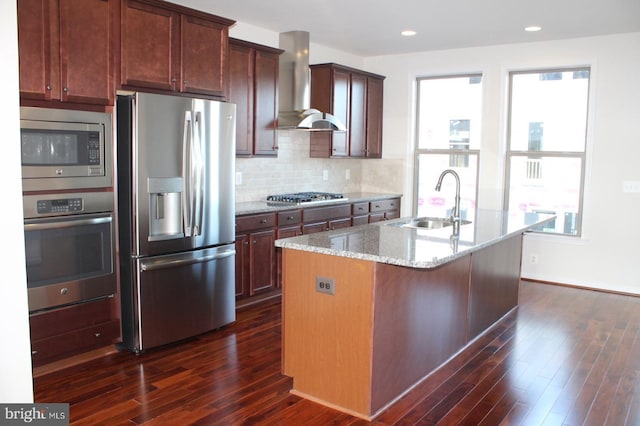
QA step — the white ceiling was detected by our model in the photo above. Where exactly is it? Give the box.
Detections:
[175,0,640,56]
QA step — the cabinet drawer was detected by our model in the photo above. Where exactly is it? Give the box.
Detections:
[303,204,351,223]
[352,202,369,215]
[352,215,369,226]
[370,198,399,212]
[236,213,276,232]
[29,297,113,341]
[278,210,302,226]
[31,319,120,367]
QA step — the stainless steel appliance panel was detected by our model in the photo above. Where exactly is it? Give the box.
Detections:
[129,245,236,351]
[20,107,112,191]
[124,92,236,257]
[117,92,237,352]
[24,209,116,312]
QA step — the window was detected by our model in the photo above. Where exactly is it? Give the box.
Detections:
[415,75,481,219]
[505,68,590,236]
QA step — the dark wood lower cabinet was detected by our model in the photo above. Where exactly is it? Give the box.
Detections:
[236,197,400,304]
[235,213,277,300]
[29,297,120,367]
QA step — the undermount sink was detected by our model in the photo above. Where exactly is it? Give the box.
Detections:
[400,217,472,229]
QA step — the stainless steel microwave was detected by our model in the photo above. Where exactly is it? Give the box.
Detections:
[20,107,113,191]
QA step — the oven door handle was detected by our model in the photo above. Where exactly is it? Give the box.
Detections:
[139,248,235,272]
[24,214,112,230]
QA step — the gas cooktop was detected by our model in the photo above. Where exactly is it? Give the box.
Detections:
[266,192,347,206]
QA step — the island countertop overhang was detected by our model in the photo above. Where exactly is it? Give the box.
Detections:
[275,209,555,269]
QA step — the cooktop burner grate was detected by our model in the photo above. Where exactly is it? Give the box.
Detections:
[266,192,347,205]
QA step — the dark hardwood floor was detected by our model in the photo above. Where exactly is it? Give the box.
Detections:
[34,281,640,425]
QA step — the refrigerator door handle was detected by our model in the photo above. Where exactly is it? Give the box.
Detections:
[182,110,194,237]
[139,248,235,272]
[193,110,204,236]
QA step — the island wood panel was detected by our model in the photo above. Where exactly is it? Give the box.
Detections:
[282,249,376,417]
[468,233,523,339]
[370,255,472,414]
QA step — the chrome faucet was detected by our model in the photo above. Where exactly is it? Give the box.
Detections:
[435,169,461,235]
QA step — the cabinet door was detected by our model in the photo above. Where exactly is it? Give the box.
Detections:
[253,49,279,155]
[331,69,350,157]
[303,222,328,234]
[59,0,114,105]
[228,42,253,156]
[366,76,384,158]
[17,0,56,101]
[250,229,276,295]
[180,14,227,97]
[329,217,352,230]
[276,226,301,289]
[121,0,179,91]
[348,73,367,157]
[234,233,250,298]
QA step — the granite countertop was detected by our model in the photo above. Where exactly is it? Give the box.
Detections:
[275,209,555,269]
[235,192,402,216]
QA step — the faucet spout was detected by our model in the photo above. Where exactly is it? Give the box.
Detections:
[435,169,461,235]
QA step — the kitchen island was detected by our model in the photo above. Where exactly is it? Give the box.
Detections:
[275,210,554,420]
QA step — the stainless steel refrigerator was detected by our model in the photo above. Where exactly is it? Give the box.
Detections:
[116,92,236,352]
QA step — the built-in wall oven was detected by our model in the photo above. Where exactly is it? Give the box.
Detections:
[23,192,116,313]
[20,106,116,313]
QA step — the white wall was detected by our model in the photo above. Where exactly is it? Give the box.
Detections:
[364,33,640,294]
[0,1,34,402]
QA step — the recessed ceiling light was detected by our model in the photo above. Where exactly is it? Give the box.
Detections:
[401,30,417,37]
[525,26,542,32]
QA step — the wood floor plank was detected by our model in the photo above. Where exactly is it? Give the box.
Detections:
[32,282,640,425]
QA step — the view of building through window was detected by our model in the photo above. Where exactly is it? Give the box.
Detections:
[415,75,481,219]
[506,68,590,236]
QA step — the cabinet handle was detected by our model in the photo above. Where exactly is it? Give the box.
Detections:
[184,80,188,84]
[63,87,69,92]
[259,219,267,224]
[60,287,68,295]
[253,240,257,244]
[46,85,52,91]
[31,350,38,356]
[287,216,294,221]
[243,241,249,245]
[94,332,102,338]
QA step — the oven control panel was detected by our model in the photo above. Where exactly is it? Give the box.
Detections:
[36,198,83,214]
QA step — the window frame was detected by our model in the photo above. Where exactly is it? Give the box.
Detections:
[503,67,590,237]
[413,73,482,217]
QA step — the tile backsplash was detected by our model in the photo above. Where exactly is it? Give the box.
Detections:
[234,130,404,202]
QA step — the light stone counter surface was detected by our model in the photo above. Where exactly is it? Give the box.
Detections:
[235,192,402,216]
[275,209,554,268]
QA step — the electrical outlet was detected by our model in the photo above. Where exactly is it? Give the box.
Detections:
[316,276,335,295]
[235,172,242,186]
[323,170,329,181]
[346,169,351,180]
[530,254,538,265]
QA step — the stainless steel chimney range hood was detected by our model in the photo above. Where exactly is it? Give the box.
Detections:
[278,31,346,131]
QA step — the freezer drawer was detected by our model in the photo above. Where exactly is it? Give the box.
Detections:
[123,245,235,352]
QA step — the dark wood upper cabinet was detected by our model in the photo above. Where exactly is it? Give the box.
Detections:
[228,38,283,156]
[120,0,233,98]
[366,76,384,158]
[18,0,116,105]
[309,63,385,159]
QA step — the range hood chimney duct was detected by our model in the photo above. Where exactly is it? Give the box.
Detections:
[278,31,346,131]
